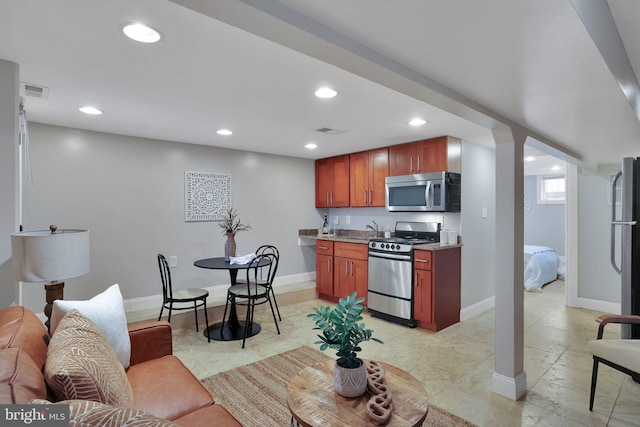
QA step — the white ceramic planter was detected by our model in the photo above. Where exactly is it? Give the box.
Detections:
[333,360,367,397]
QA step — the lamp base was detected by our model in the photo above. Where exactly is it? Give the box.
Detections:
[44,281,64,333]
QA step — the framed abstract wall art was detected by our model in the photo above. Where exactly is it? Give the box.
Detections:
[185,171,231,222]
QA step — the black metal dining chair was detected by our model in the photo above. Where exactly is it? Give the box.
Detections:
[235,245,282,321]
[221,254,280,348]
[157,254,210,342]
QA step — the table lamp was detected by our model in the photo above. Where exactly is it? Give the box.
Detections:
[11,225,90,331]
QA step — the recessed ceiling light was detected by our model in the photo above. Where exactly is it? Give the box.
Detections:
[305,143,317,150]
[524,156,536,162]
[122,23,163,43]
[409,118,427,126]
[79,106,103,115]
[217,129,232,136]
[315,87,337,98]
[551,165,562,171]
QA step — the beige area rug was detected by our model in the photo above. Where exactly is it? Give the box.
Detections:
[201,345,477,427]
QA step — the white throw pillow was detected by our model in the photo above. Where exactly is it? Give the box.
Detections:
[50,284,131,368]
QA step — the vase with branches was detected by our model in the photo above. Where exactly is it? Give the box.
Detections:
[219,208,251,261]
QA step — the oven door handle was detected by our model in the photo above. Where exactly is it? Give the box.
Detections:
[368,252,412,261]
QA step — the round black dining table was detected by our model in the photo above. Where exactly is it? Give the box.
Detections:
[194,256,269,342]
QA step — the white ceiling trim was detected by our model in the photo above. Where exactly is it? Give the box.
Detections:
[572,0,640,121]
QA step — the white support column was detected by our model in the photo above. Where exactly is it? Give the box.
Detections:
[0,59,20,307]
[492,125,527,400]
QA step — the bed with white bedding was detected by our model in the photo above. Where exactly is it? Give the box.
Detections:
[524,245,561,291]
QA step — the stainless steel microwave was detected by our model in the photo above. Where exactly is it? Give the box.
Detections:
[385,172,461,212]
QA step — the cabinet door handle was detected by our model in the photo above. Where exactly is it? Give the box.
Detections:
[410,157,413,173]
[330,193,333,205]
[326,193,329,205]
[415,272,419,287]
[350,261,353,276]
[364,190,367,205]
[416,259,430,264]
[417,155,421,172]
[328,258,331,273]
[369,190,373,205]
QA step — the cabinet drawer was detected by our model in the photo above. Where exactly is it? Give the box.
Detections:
[316,240,334,255]
[334,242,368,261]
[414,250,432,271]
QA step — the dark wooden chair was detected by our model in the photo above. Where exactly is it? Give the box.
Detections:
[157,254,210,342]
[588,314,640,411]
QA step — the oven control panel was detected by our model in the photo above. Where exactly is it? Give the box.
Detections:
[368,241,413,254]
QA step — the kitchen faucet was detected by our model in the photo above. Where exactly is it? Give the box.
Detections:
[364,220,379,237]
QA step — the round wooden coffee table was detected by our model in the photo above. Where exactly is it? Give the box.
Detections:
[286,359,429,427]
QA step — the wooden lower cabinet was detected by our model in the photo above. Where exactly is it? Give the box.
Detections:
[315,241,334,299]
[315,240,368,306]
[335,257,368,304]
[414,248,461,332]
[414,269,433,323]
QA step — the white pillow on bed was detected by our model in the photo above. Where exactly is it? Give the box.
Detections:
[50,284,130,369]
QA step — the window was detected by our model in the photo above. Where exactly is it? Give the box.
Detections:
[537,175,565,204]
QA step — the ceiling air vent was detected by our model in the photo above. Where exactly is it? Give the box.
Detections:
[315,127,345,135]
[21,82,49,99]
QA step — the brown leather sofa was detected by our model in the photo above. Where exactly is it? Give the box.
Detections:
[0,306,241,426]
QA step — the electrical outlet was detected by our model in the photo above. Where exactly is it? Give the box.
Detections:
[169,256,178,268]
[482,207,488,219]
[345,215,351,224]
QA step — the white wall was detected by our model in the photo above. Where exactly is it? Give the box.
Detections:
[21,123,318,312]
[523,176,565,255]
[459,141,496,308]
[0,60,19,308]
[578,166,621,303]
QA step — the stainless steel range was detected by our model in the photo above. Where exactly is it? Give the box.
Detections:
[367,221,440,327]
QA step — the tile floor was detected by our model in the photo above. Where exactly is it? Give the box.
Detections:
[169,281,640,426]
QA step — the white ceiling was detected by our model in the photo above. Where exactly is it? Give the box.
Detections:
[1,0,638,167]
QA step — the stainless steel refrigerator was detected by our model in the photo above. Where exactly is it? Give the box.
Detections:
[610,157,640,339]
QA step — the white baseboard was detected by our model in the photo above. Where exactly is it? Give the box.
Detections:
[460,294,619,322]
[578,297,620,315]
[122,271,316,314]
[460,296,495,321]
[492,370,527,400]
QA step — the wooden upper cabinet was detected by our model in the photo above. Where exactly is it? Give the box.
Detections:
[419,137,448,173]
[317,136,459,207]
[388,136,460,176]
[316,155,350,207]
[349,148,388,207]
[388,142,417,176]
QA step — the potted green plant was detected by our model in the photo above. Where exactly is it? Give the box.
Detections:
[307,292,383,397]
[218,207,251,261]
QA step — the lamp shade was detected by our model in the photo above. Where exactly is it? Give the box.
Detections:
[11,229,90,282]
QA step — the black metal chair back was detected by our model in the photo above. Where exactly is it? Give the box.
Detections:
[243,254,273,296]
[254,245,281,320]
[158,254,173,303]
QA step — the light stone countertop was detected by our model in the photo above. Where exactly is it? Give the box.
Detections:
[298,230,462,250]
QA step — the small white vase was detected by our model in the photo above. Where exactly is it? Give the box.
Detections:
[333,360,367,397]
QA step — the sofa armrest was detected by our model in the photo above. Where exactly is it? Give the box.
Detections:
[128,321,172,366]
